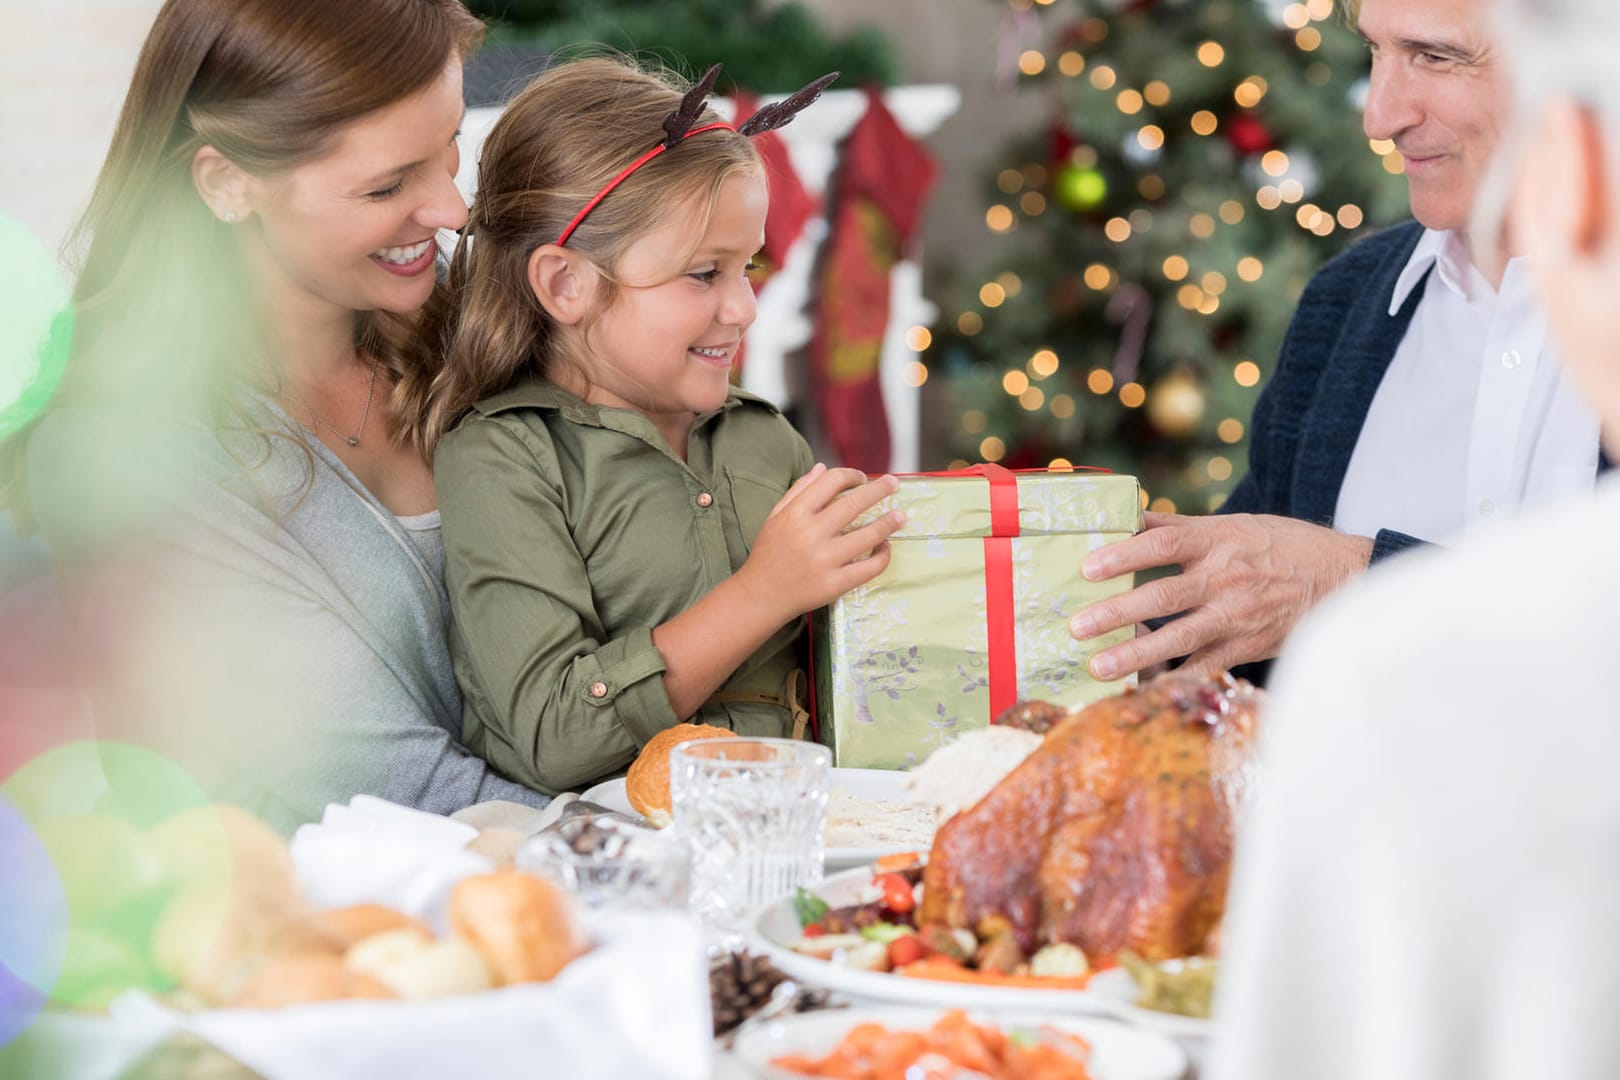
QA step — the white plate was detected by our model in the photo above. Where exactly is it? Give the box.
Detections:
[731,1005,1188,1080]
[579,768,929,873]
[1086,966,1216,1040]
[749,865,1122,1015]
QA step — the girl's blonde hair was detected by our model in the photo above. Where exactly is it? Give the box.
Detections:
[405,57,763,458]
[2,0,483,515]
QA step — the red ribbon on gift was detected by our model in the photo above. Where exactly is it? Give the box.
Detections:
[978,463,1021,718]
[902,464,1110,720]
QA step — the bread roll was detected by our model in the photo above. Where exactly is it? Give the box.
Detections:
[228,951,396,1009]
[449,871,586,985]
[147,803,318,1005]
[147,804,296,895]
[151,875,328,1005]
[315,903,434,951]
[625,723,738,826]
[345,930,494,999]
[342,927,434,980]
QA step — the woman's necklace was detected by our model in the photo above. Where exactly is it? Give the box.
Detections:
[290,356,380,448]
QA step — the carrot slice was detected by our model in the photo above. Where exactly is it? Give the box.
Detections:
[896,955,1094,990]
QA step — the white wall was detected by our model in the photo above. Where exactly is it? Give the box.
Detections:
[0,1,164,259]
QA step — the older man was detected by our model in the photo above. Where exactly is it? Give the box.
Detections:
[1207,0,1620,1072]
[1069,0,1606,681]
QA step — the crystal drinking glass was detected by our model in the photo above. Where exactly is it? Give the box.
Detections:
[518,815,692,913]
[670,738,831,946]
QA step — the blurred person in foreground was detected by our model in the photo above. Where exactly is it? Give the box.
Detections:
[1208,0,1620,1076]
[1070,0,1608,683]
[0,0,550,830]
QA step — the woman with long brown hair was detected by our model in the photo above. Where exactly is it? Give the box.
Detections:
[7,0,549,828]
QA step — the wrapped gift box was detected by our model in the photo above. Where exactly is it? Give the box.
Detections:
[814,465,1141,769]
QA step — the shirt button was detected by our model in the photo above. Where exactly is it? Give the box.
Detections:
[1501,349,1522,369]
[589,681,608,699]
[696,492,714,507]
[1478,499,1495,516]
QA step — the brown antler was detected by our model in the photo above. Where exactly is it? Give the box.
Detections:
[737,72,840,137]
[662,63,724,148]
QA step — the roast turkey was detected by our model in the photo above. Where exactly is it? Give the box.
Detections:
[918,671,1260,962]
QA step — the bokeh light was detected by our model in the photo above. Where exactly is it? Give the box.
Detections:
[2,743,225,1011]
[1029,349,1060,378]
[0,215,74,439]
[0,794,65,1047]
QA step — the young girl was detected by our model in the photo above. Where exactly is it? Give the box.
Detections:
[421,59,904,795]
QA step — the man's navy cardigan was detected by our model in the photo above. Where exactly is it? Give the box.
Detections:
[1215,220,1607,683]
[1221,219,1610,550]
[1220,220,1433,562]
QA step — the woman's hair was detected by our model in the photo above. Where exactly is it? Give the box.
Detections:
[403,57,762,459]
[1,0,482,509]
[1472,0,1620,263]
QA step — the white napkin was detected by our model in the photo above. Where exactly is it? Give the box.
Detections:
[110,912,712,1080]
[289,795,491,926]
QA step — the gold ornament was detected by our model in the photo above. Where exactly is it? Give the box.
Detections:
[1147,370,1206,438]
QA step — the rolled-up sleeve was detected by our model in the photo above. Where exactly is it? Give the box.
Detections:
[437,416,680,795]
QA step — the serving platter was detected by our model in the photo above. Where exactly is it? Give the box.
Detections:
[748,865,1125,1015]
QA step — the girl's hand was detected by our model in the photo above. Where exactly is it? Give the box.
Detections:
[738,465,905,622]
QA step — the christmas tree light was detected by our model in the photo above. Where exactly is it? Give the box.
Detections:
[925,0,1410,504]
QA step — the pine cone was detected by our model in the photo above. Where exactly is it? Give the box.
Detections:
[708,951,828,1036]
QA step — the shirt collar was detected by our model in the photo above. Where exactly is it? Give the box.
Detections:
[472,377,779,425]
[1388,228,1484,315]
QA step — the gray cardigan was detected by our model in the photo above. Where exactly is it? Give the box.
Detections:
[27,397,548,832]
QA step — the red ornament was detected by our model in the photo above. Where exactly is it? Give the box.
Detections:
[1225,113,1273,157]
[1048,122,1078,169]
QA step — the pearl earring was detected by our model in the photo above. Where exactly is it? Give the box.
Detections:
[224,210,236,223]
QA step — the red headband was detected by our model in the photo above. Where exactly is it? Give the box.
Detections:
[553,65,838,249]
[555,122,736,247]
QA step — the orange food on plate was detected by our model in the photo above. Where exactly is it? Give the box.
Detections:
[770,1009,1096,1079]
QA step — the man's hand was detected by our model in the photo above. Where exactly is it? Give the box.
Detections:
[1068,512,1374,680]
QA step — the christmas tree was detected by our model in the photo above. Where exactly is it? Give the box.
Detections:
[923,0,1410,513]
[463,0,897,93]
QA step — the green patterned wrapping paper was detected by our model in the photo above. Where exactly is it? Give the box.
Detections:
[814,471,1142,769]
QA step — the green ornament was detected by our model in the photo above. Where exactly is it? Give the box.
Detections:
[1054,164,1108,211]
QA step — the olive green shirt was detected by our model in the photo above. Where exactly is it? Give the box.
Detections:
[436,380,814,796]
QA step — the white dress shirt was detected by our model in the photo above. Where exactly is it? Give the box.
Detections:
[1334,229,1600,542]
[1207,478,1620,1080]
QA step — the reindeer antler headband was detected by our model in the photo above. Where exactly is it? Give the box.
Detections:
[554,64,839,247]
